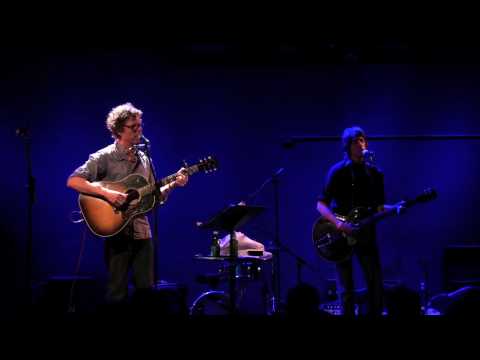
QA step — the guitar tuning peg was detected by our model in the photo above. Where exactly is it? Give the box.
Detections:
[183,160,188,168]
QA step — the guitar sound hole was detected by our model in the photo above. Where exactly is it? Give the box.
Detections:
[118,189,140,210]
[126,189,140,205]
[126,189,139,200]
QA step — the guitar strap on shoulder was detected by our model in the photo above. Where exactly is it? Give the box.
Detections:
[135,147,157,184]
[129,148,144,175]
[131,156,141,174]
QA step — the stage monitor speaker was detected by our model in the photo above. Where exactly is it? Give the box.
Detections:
[36,275,100,314]
[130,281,188,317]
[443,245,480,292]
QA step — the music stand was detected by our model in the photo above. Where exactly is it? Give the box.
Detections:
[198,204,265,314]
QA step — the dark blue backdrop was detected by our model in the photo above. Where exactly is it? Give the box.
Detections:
[2,48,480,315]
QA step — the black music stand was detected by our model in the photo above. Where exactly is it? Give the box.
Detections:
[198,204,265,314]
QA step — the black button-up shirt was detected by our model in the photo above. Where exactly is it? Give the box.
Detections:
[318,159,385,217]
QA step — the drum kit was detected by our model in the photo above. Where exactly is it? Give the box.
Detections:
[190,204,275,315]
[190,253,273,316]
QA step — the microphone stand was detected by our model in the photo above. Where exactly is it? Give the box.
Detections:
[246,168,322,313]
[275,241,318,285]
[246,168,283,313]
[16,127,35,306]
[271,172,281,313]
[418,258,429,314]
[138,140,160,288]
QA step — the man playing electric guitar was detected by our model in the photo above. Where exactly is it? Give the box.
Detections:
[316,126,404,317]
[67,102,188,305]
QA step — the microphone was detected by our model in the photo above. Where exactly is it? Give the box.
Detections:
[133,135,151,153]
[274,167,284,177]
[362,149,375,163]
[16,127,29,137]
[141,134,150,144]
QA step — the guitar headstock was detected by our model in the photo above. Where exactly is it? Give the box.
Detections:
[197,156,218,173]
[416,188,437,203]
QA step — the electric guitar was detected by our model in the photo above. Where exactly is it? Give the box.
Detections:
[312,188,437,263]
[78,156,218,237]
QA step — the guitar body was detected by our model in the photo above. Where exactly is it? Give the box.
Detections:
[312,207,371,263]
[78,174,155,237]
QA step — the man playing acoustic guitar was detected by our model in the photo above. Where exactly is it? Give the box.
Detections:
[67,102,188,306]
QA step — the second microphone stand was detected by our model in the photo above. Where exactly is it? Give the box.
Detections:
[271,173,282,313]
[16,126,35,306]
[246,168,283,313]
[137,141,161,287]
[247,168,320,314]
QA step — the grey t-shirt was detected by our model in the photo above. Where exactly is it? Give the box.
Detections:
[69,141,154,239]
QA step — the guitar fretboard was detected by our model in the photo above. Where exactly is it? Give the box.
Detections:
[137,165,201,197]
[358,207,397,228]
[357,197,419,228]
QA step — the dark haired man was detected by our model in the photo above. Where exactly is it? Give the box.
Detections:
[316,126,403,317]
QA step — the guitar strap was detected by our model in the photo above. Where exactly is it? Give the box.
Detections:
[130,148,142,174]
[131,157,141,173]
[131,149,156,183]
[122,150,144,230]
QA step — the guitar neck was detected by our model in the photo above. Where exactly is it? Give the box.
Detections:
[358,207,397,228]
[357,197,421,228]
[158,165,200,186]
[334,188,436,231]
[137,165,201,197]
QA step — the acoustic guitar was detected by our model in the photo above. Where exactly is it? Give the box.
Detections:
[78,156,218,237]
